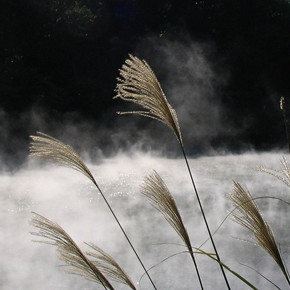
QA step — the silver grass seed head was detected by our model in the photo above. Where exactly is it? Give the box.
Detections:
[141,170,192,252]
[229,181,288,280]
[114,54,183,144]
[257,156,290,188]
[31,212,114,289]
[29,132,96,185]
[280,96,285,110]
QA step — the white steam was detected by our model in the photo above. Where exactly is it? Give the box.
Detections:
[135,37,231,146]
[1,151,289,289]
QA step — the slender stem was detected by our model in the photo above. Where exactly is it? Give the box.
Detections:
[281,253,290,286]
[92,179,157,290]
[189,250,204,290]
[179,142,231,290]
[196,248,257,290]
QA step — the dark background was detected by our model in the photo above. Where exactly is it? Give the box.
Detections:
[2,0,290,169]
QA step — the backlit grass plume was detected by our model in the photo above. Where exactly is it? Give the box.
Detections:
[229,181,290,285]
[30,132,96,185]
[86,243,136,289]
[31,212,114,290]
[29,132,157,289]
[114,54,182,143]
[257,156,290,188]
[141,170,204,289]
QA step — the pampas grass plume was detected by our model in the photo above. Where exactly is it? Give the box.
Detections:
[229,181,289,283]
[31,212,114,289]
[114,54,182,144]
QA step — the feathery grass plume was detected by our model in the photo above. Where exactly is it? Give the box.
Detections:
[115,55,231,289]
[114,54,182,144]
[86,243,136,290]
[30,132,96,185]
[141,170,194,254]
[228,181,290,285]
[31,212,113,290]
[141,170,204,289]
[257,156,290,188]
[29,132,157,290]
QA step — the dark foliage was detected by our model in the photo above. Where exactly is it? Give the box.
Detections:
[1,0,290,168]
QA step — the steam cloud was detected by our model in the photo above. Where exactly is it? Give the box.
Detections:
[1,151,289,289]
[134,37,234,150]
[0,38,234,169]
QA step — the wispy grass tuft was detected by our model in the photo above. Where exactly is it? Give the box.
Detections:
[141,170,192,251]
[31,212,114,290]
[228,181,290,285]
[257,156,290,188]
[141,170,204,289]
[30,132,96,185]
[114,54,182,144]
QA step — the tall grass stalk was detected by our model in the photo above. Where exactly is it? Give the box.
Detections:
[29,132,157,290]
[115,54,231,289]
[179,143,231,289]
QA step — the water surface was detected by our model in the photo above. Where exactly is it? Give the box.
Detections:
[1,152,289,289]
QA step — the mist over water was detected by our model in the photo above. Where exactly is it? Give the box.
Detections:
[0,37,243,172]
[0,38,286,289]
[1,9,288,289]
[1,151,289,289]
[134,37,235,150]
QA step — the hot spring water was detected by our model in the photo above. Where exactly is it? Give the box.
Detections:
[1,152,289,289]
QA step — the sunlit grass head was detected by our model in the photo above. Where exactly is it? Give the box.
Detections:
[141,170,192,251]
[29,132,96,185]
[229,181,289,282]
[257,156,290,188]
[114,54,183,144]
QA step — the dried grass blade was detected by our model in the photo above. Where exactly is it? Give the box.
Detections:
[196,247,258,290]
